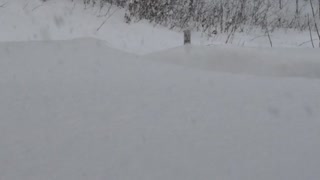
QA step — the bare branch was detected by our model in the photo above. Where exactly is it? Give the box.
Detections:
[32,3,44,12]
[0,2,8,8]
[307,14,315,48]
[96,8,119,32]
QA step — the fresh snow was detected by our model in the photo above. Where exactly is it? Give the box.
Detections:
[0,38,320,180]
[0,0,319,55]
[146,45,320,78]
[1,0,320,180]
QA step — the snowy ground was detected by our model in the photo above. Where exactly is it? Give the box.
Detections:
[1,38,320,180]
[0,0,319,55]
[1,0,320,179]
[146,45,320,78]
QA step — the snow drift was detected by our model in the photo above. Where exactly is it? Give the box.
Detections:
[0,38,320,180]
[146,45,320,79]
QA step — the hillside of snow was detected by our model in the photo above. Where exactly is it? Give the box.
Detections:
[1,38,320,180]
[0,0,319,55]
[1,0,320,179]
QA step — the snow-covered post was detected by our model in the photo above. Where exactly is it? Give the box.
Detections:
[184,29,191,45]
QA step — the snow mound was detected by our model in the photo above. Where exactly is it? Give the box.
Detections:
[146,45,320,79]
[1,39,320,180]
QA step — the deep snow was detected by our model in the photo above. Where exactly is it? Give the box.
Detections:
[0,0,319,55]
[1,0,320,179]
[0,38,320,180]
[146,45,320,78]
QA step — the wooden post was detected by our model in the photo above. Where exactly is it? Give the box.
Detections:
[319,0,320,19]
[184,30,191,45]
[296,0,299,15]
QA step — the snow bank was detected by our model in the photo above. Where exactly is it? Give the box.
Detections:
[146,45,320,79]
[0,0,318,55]
[1,38,320,180]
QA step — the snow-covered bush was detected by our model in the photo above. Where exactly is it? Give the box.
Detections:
[81,0,320,35]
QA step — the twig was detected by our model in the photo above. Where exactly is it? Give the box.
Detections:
[96,8,119,32]
[249,35,267,42]
[225,25,236,44]
[32,3,43,12]
[23,1,29,10]
[298,39,319,46]
[71,2,76,12]
[265,27,273,47]
[0,2,8,8]
[307,14,315,48]
[98,3,112,17]
[310,0,320,47]
[264,13,273,48]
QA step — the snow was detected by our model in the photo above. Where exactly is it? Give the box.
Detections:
[1,38,320,180]
[146,45,320,79]
[0,0,319,55]
[0,0,183,54]
[1,0,320,179]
